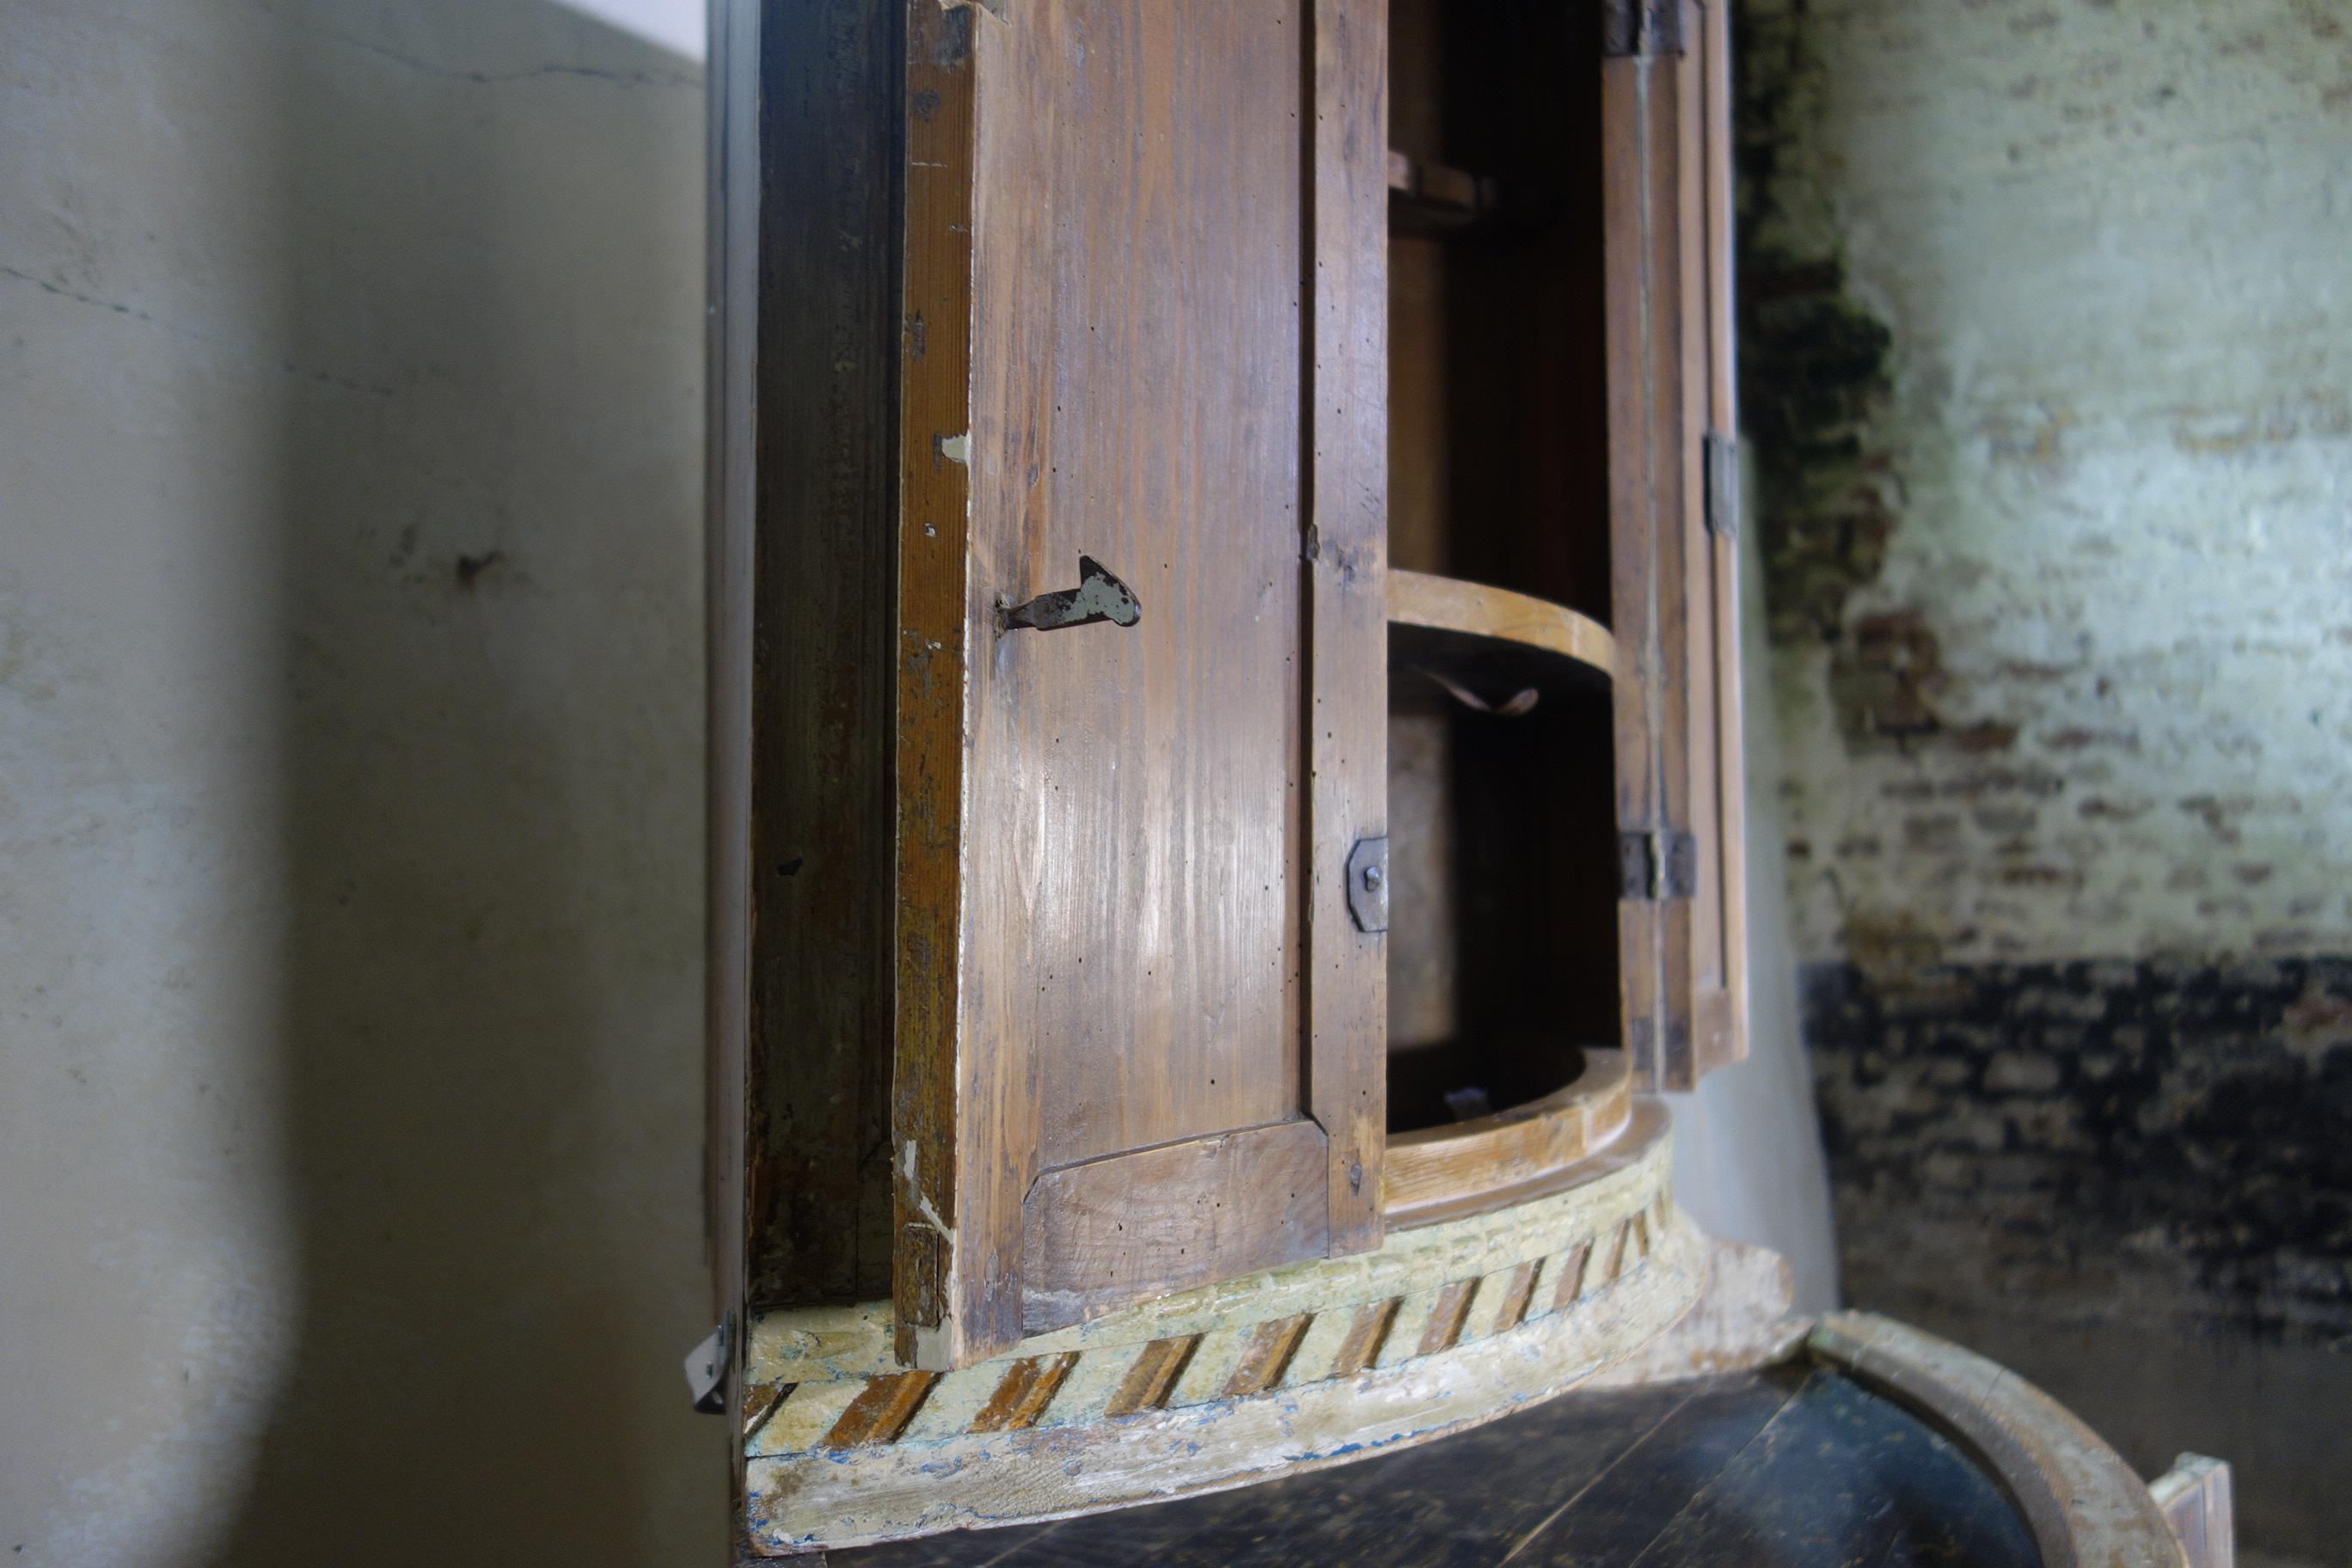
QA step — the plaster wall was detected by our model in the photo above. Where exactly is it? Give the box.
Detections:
[1,1,718,1561]
[1742,0,2352,1554]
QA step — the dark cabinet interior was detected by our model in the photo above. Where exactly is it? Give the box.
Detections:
[1382,0,1622,1139]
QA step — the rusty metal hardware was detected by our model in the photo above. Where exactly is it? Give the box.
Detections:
[1619,829,1697,901]
[1601,0,1686,57]
[1002,554,1142,633]
[1704,431,1741,538]
[1346,836,1390,934]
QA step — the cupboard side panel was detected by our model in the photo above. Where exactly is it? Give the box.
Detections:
[1673,8,1729,1074]
[1697,0,1749,1074]
[709,0,756,1519]
[1308,0,1390,1256]
[894,0,997,1369]
[741,0,901,1308]
[1602,47,1669,1089]
[1645,49,1703,1092]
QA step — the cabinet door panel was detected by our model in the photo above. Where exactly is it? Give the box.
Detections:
[1603,0,1746,1091]
[895,0,1387,1369]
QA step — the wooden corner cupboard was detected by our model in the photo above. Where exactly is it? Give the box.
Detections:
[703,2,2222,1562]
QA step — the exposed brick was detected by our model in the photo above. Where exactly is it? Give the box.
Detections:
[1984,1052,2061,1093]
[1805,957,2352,1347]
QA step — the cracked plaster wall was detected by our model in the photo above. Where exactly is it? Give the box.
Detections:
[1740,0,2352,1553]
[1,2,715,1562]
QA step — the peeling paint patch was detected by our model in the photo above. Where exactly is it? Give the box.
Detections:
[898,1137,956,1245]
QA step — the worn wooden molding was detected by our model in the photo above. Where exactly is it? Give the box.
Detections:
[1807,1314,2192,1568]
[1386,569,1618,680]
[1385,1048,1632,1226]
[2149,1454,2233,1568]
[741,1105,1693,1554]
[1582,1234,1805,1387]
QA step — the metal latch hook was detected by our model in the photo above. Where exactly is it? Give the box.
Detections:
[1002,555,1142,633]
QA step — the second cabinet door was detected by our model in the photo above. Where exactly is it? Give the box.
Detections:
[892,0,1390,1369]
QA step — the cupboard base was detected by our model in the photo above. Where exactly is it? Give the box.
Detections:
[742,1103,1696,1555]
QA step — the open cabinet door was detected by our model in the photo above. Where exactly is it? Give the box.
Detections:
[713,0,1391,1381]
[1602,0,1747,1092]
[895,0,1390,1369]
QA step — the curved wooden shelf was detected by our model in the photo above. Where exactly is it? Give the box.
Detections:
[1384,1048,1633,1228]
[1387,570,1615,679]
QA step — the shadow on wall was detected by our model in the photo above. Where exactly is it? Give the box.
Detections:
[213,3,717,1562]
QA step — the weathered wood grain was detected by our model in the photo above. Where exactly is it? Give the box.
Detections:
[970,1353,1081,1435]
[1384,1049,1632,1224]
[878,0,1396,1369]
[1694,0,1748,1077]
[1020,1122,1332,1335]
[891,0,989,1369]
[747,1102,1675,1390]
[1808,1313,2191,1568]
[1223,1314,1315,1399]
[2149,1455,2233,1568]
[1307,0,1393,1259]
[721,0,903,1318]
[707,0,760,1516]
[823,1371,941,1449]
[1328,1298,1403,1379]
[1387,571,1617,677]
[1604,9,1746,1093]
[1596,0,1749,1092]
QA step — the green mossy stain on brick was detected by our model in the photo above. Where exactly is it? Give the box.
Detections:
[1733,1,1899,649]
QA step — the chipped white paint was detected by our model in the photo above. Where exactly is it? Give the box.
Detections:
[740,1108,1693,1552]
[897,1136,957,1243]
[938,432,972,465]
[750,1104,1679,1387]
[746,1217,1706,1553]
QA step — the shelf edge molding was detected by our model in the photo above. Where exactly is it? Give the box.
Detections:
[1387,569,1616,678]
[1384,1049,1633,1228]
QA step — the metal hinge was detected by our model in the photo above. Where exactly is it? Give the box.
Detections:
[684,1313,732,1414]
[1601,0,1687,58]
[1704,432,1741,539]
[1619,829,1697,901]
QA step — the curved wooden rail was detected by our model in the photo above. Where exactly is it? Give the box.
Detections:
[1808,1314,2191,1568]
[1387,570,1615,679]
[1385,1048,1634,1228]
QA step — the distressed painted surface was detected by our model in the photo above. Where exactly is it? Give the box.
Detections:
[741,1116,1694,1553]
[1743,1,2352,1555]
[0,2,715,1563]
[1747,0,2352,966]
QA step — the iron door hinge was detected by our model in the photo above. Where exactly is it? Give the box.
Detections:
[1602,0,1687,58]
[1619,829,1697,901]
[1704,432,1741,539]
